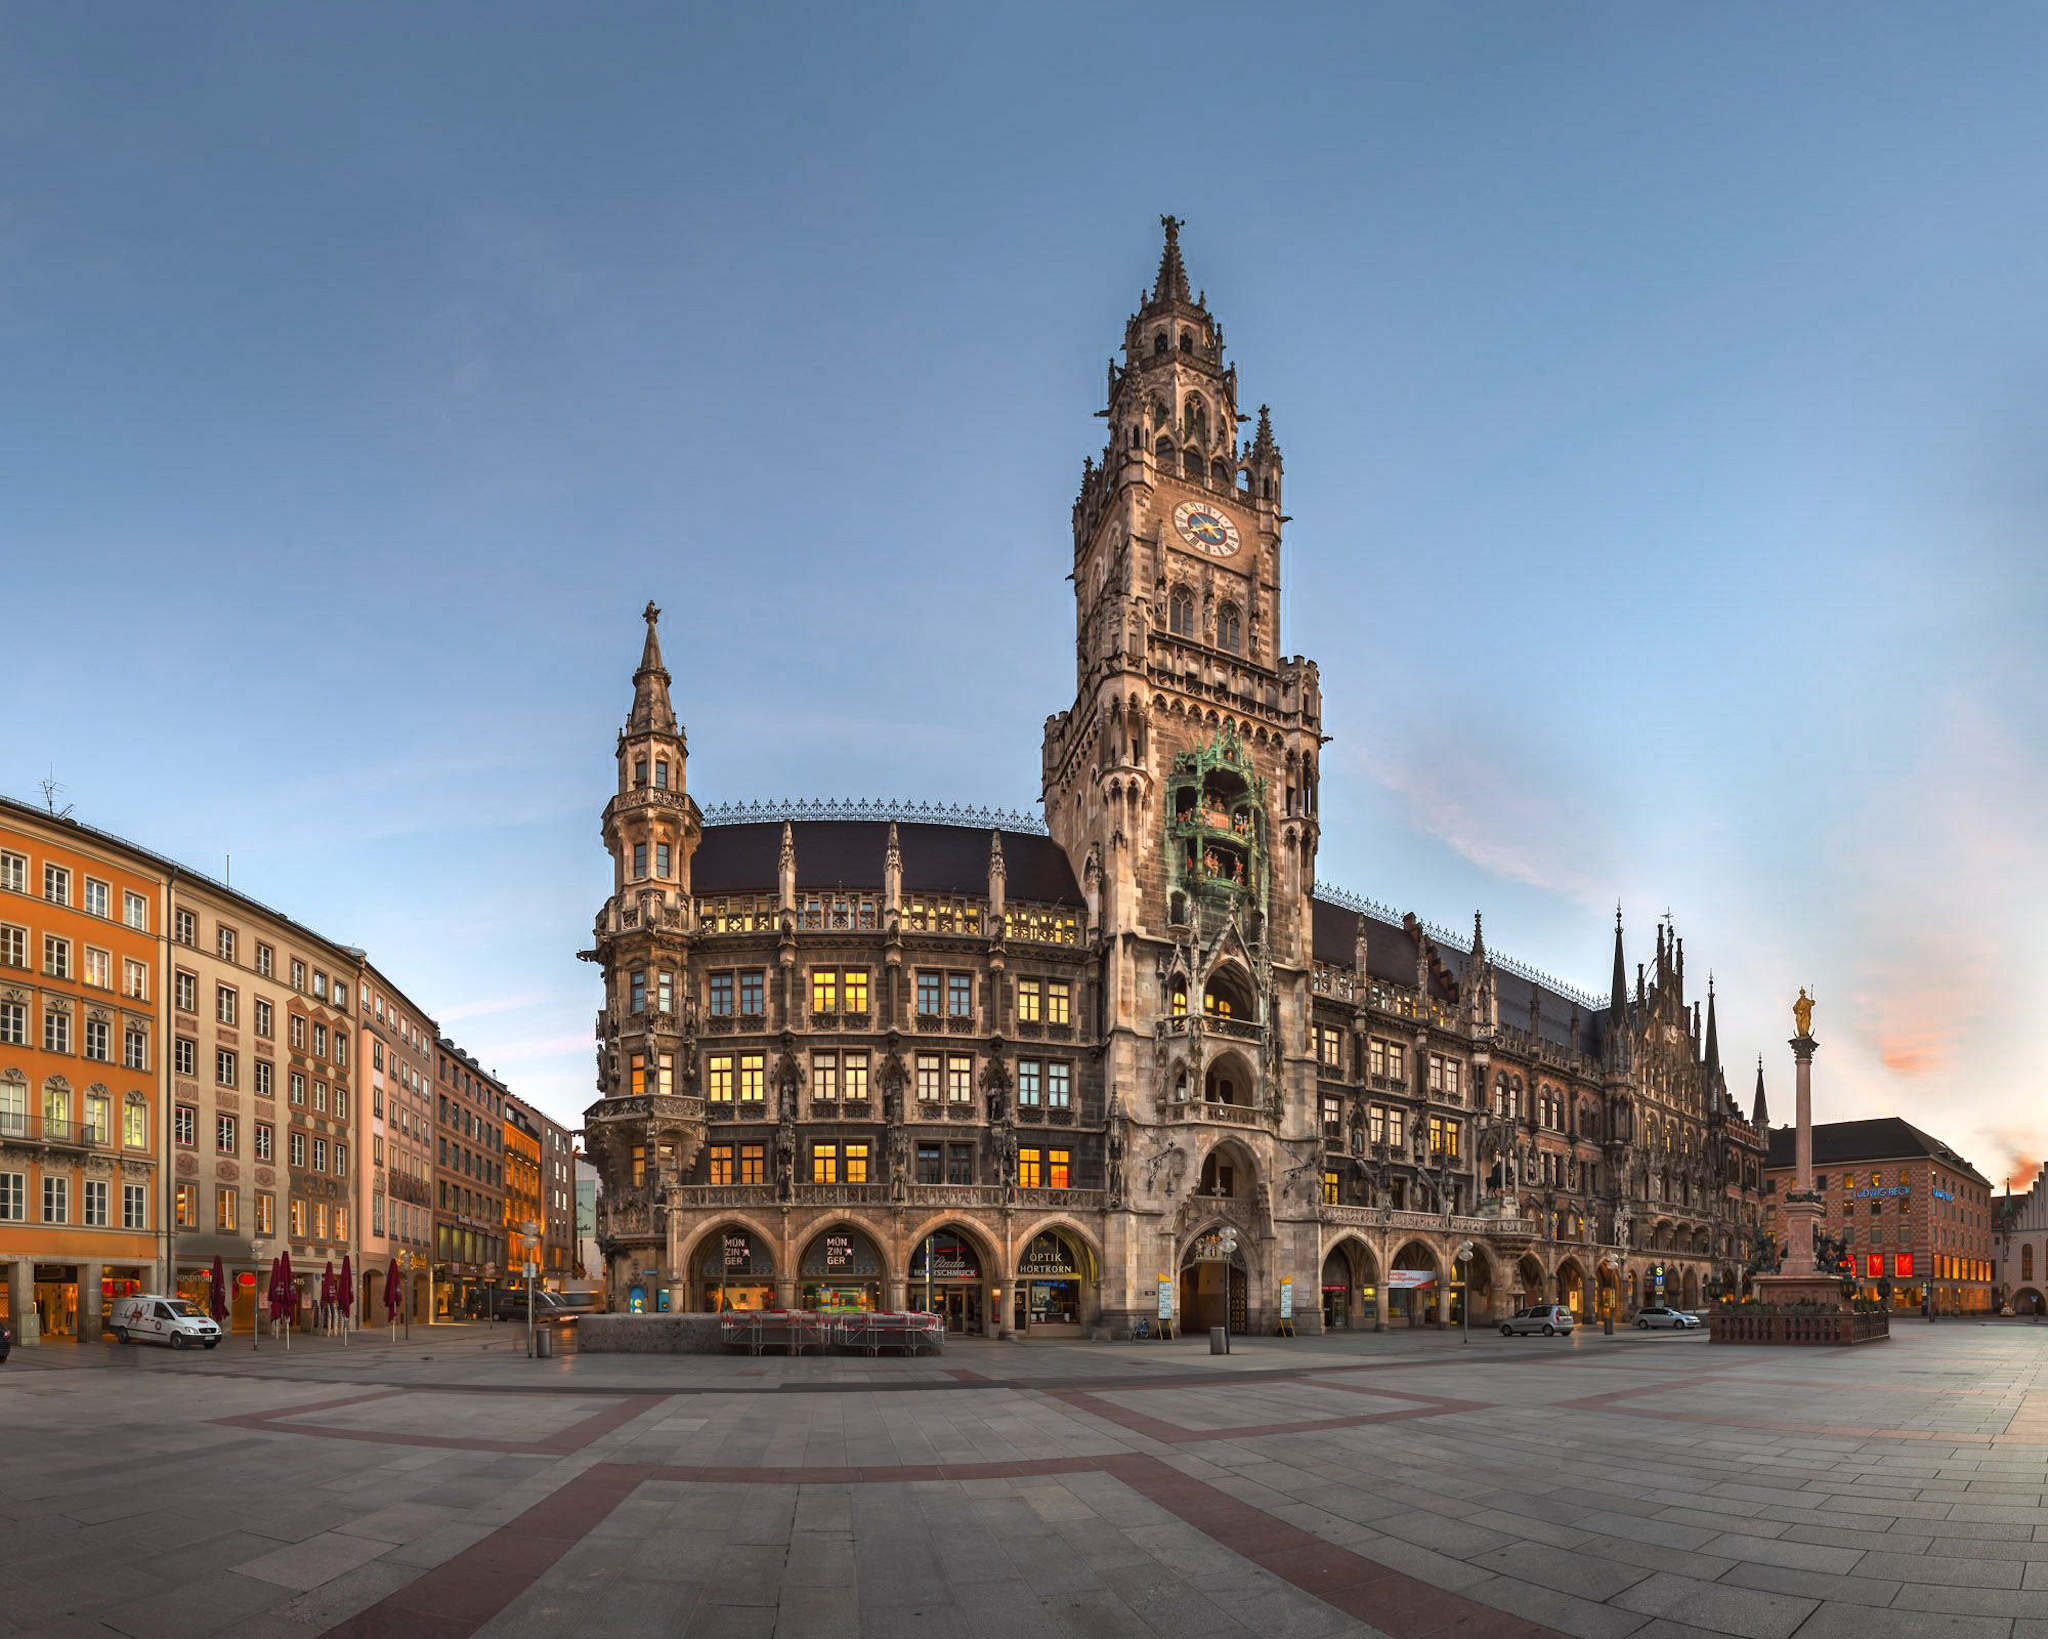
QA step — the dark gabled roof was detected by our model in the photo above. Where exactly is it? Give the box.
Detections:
[1765,1118,1989,1185]
[1308,895,1603,1057]
[692,820,1081,907]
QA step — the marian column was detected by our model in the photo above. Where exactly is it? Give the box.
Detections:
[1780,988,1820,1276]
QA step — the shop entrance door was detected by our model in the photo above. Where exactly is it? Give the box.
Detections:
[34,1265,78,1338]
[938,1288,981,1334]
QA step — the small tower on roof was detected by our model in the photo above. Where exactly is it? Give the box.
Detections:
[607,601,697,901]
[1751,1056,1769,1129]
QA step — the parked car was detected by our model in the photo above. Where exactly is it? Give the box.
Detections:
[0,1317,12,1363]
[109,1294,222,1350]
[1634,1305,1701,1330]
[1500,1303,1576,1337]
[487,1286,570,1322]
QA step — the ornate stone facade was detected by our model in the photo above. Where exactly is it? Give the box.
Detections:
[582,221,1770,1335]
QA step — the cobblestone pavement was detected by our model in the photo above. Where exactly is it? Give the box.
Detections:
[3,1318,2047,1639]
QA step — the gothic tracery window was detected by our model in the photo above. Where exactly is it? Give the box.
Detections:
[1168,586,1195,637]
[1216,602,1241,653]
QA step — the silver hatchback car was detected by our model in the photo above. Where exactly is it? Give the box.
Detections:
[1500,1303,1575,1336]
[1634,1305,1701,1330]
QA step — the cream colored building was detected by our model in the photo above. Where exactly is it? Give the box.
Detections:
[167,879,361,1327]
[358,962,437,1322]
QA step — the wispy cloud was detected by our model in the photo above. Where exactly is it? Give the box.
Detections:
[1356,741,1614,911]
[435,991,552,1024]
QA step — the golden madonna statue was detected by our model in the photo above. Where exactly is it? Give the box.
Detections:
[1792,987,1815,1038]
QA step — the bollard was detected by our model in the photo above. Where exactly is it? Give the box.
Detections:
[535,1328,555,1359]
[1209,1326,1229,1355]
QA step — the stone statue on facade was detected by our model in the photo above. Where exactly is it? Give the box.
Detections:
[774,1112,796,1201]
[887,1124,909,1202]
[1106,1122,1126,1207]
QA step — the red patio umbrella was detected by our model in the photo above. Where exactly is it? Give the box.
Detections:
[383,1257,402,1321]
[275,1248,295,1325]
[208,1255,229,1327]
[320,1260,336,1313]
[338,1255,355,1322]
[264,1254,283,1319]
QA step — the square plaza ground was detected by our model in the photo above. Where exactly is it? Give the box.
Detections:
[3,1319,2047,1639]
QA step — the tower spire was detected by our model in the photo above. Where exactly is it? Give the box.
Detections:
[1703,975,1721,1077]
[1751,1055,1769,1128]
[627,600,677,737]
[1152,214,1191,306]
[1604,906,1630,1072]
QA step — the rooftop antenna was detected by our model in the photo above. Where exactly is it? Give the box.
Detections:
[39,770,73,821]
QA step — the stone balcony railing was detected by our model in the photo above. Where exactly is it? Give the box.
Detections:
[1169,1100,1264,1127]
[1317,1204,1537,1238]
[653,1182,1109,1214]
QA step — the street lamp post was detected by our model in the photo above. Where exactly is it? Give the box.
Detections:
[1601,1255,1617,1336]
[523,1220,540,1358]
[1455,1241,1473,1345]
[250,1236,267,1350]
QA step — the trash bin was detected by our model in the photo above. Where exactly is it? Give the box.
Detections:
[534,1328,555,1359]
[1209,1326,1229,1355]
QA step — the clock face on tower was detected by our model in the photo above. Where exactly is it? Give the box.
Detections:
[1172,499,1242,559]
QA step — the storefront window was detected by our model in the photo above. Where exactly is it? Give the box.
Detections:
[1018,1230,1086,1330]
[799,1227,884,1312]
[698,1227,774,1312]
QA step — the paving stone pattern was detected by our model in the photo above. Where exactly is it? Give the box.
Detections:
[1,1319,2046,1638]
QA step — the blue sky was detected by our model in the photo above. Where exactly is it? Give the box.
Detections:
[5,5,2044,1180]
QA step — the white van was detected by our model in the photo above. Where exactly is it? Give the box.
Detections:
[110,1294,223,1350]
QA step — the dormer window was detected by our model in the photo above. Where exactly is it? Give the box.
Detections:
[1153,331,1167,355]
[654,760,669,789]
[1180,332,1194,354]
[633,757,647,788]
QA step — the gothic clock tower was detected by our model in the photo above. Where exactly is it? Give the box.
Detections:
[1042,218,1327,1329]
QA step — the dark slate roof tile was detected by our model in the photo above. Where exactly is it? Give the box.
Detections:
[692,821,1081,906]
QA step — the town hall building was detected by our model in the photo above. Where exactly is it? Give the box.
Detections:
[581,220,1771,1335]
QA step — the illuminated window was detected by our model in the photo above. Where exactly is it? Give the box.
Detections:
[812,970,838,1013]
[218,1188,238,1232]
[843,1052,868,1102]
[845,1142,870,1185]
[1047,1148,1070,1190]
[1428,1115,1460,1158]
[915,1054,941,1101]
[1170,981,1187,1018]
[708,1144,734,1185]
[843,970,868,1013]
[813,1051,839,1101]
[1323,1170,1341,1204]
[737,1053,765,1102]
[1018,979,1041,1022]
[1018,1147,1043,1189]
[945,1055,973,1104]
[629,1053,646,1097]
[1046,981,1070,1024]
[811,1143,839,1184]
[255,1191,274,1235]
[739,1144,764,1186]
[1317,1026,1342,1069]
[706,1055,734,1101]
[175,1183,197,1227]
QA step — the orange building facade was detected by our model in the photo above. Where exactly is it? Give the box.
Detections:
[1765,1117,1995,1315]
[1,804,165,1341]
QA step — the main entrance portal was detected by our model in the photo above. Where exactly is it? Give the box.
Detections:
[1180,1228,1248,1332]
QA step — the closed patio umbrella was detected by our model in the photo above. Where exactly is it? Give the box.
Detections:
[339,1255,355,1321]
[208,1255,229,1328]
[275,1249,295,1330]
[384,1257,403,1333]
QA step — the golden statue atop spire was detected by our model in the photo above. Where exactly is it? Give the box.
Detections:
[1792,986,1814,1039]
